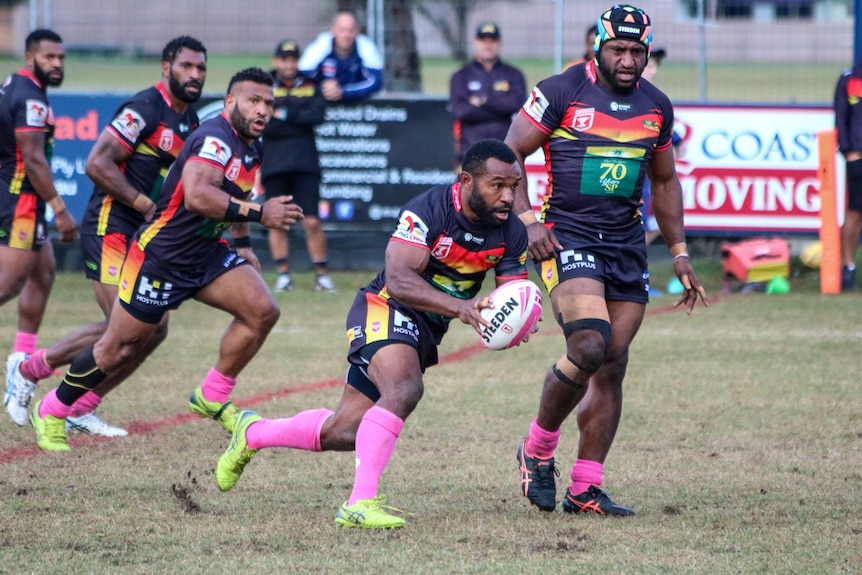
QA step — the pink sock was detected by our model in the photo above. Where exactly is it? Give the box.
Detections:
[246,408,333,451]
[68,391,103,418]
[20,349,55,383]
[13,332,38,355]
[200,368,236,404]
[39,388,73,419]
[525,419,560,459]
[347,406,404,505]
[569,459,604,495]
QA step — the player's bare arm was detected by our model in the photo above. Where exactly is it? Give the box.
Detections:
[85,130,152,216]
[648,146,709,313]
[504,114,562,260]
[16,129,77,241]
[384,240,492,332]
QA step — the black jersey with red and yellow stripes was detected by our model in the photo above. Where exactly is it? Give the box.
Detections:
[81,82,199,238]
[364,182,529,334]
[0,69,55,199]
[131,112,261,265]
[521,59,674,234]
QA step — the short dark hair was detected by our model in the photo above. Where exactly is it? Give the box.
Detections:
[25,29,62,52]
[462,139,517,175]
[227,67,273,94]
[162,36,207,64]
[586,24,598,38]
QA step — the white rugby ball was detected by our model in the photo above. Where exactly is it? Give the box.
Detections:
[479,279,543,350]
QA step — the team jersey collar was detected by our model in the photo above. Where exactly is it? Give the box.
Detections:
[154,81,174,108]
[17,68,43,90]
[451,182,463,212]
[585,59,598,84]
[219,110,241,138]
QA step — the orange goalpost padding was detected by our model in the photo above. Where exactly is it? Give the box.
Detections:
[817,129,841,294]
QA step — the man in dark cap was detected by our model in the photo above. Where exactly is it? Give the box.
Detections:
[261,40,333,293]
[449,21,526,171]
[506,5,708,516]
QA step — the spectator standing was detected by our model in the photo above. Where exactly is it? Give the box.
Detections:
[261,40,333,292]
[1,29,77,420]
[834,61,862,290]
[449,22,527,171]
[299,11,383,103]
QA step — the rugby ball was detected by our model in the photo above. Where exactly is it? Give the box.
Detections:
[800,241,821,269]
[479,279,543,350]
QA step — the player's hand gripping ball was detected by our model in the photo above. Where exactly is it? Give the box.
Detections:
[479,279,543,350]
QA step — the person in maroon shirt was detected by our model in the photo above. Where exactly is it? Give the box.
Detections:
[506,4,708,517]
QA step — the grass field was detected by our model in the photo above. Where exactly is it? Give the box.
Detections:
[0,53,844,104]
[1,260,860,574]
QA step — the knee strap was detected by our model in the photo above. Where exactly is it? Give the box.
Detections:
[562,318,611,350]
[551,357,587,388]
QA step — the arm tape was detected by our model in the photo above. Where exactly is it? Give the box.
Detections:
[233,236,252,249]
[224,197,262,223]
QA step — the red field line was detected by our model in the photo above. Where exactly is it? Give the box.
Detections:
[0,295,718,464]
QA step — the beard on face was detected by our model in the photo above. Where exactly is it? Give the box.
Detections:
[467,185,506,227]
[230,104,258,141]
[169,70,202,104]
[596,50,641,94]
[34,61,63,87]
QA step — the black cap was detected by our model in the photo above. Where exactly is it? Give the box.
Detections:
[274,39,300,58]
[651,48,667,62]
[476,22,501,40]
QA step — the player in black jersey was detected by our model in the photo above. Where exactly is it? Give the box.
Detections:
[1,30,78,426]
[506,5,708,516]
[211,140,534,529]
[30,68,303,452]
[6,37,207,438]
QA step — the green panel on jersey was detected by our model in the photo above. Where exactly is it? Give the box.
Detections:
[580,145,645,198]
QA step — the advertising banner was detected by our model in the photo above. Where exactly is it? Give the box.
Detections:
[524,104,840,234]
[51,95,454,229]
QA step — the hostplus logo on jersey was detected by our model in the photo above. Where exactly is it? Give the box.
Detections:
[464,232,484,244]
[392,310,419,341]
[610,102,631,112]
[136,276,172,306]
[560,250,596,272]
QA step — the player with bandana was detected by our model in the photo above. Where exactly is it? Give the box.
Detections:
[29,68,303,452]
[506,5,708,516]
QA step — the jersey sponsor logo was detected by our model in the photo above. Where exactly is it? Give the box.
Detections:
[468,80,482,91]
[347,326,363,343]
[493,80,510,92]
[560,250,596,272]
[25,99,48,127]
[225,157,241,181]
[431,235,453,259]
[136,276,173,306]
[610,101,631,112]
[393,310,419,341]
[199,136,231,165]
[112,108,146,142]
[159,129,174,152]
[524,88,548,123]
[573,107,596,131]
[178,122,190,133]
[393,210,428,245]
[464,232,484,244]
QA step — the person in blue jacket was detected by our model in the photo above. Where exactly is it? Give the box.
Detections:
[299,11,383,103]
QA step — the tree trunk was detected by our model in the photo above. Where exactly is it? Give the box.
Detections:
[384,0,422,93]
